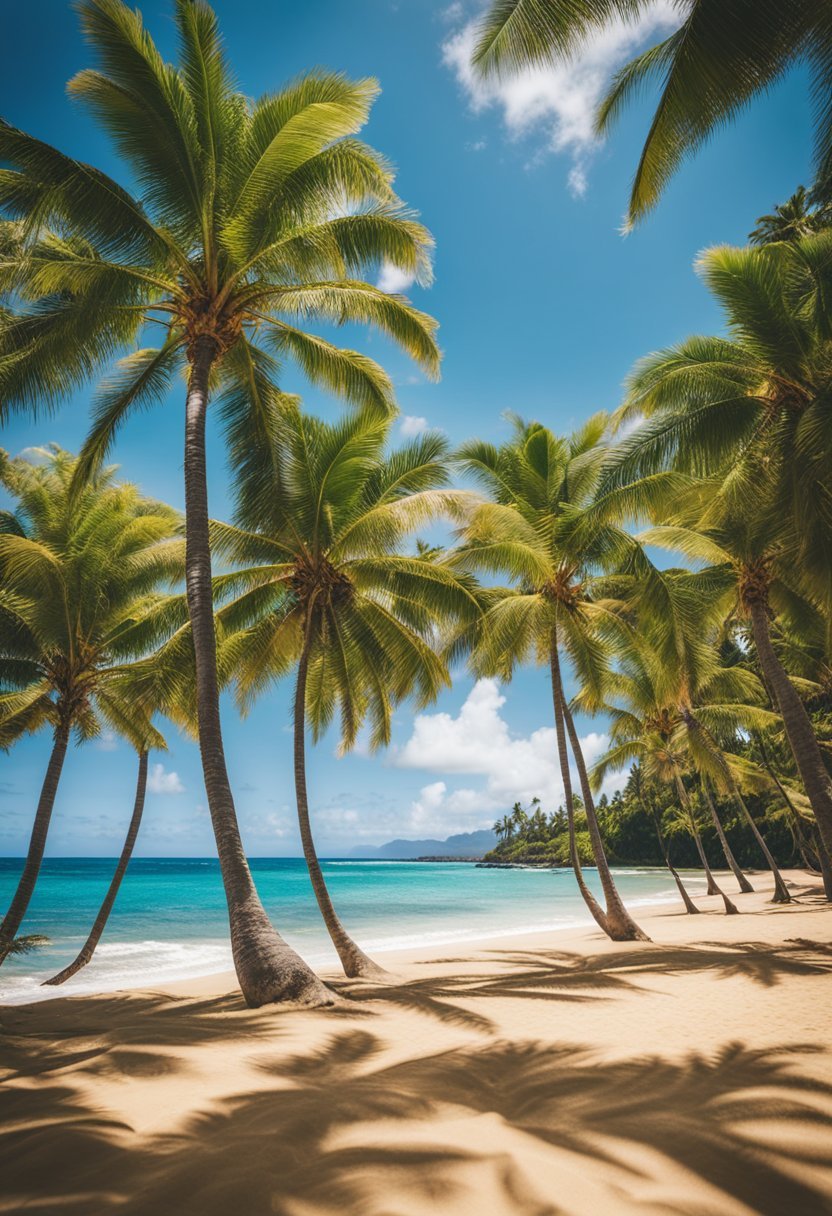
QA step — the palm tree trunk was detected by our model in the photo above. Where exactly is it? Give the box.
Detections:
[43,751,149,986]
[701,778,754,893]
[0,720,70,965]
[674,773,738,915]
[748,598,832,874]
[755,730,832,900]
[294,633,385,980]
[548,652,609,935]
[648,804,700,914]
[550,637,649,941]
[184,336,332,1009]
[729,782,791,904]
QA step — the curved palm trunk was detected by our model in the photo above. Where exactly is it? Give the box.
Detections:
[0,721,69,965]
[549,658,609,934]
[755,730,832,900]
[550,638,648,941]
[184,337,332,1009]
[729,783,791,904]
[701,779,754,894]
[648,804,700,914]
[294,637,385,980]
[749,598,832,877]
[43,751,149,986]
[674,773,738,915]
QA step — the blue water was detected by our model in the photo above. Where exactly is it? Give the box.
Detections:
[0,857,707,1004]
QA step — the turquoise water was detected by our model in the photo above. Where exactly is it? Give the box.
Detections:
[0,858,707,1004]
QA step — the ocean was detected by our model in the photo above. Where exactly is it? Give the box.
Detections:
[0,857,708,1004]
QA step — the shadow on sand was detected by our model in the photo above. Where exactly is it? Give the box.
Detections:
[3,954,832,1215]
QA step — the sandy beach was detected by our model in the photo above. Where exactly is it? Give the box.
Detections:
[2,869,832,1216]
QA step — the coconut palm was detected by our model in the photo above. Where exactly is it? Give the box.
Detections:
[604,235,832,867]
[449,413,675,941]
[584,637,754,912]
[639,495,830,895]
[471,1,832,225]
[0,447,183,964]
[749,186,832,246]
[588,598,790,904]
[0,0,440,1007]
[209,408,481,979]
[625,762,701,914]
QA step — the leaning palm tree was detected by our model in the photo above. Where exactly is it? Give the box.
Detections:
[584,636,756,913]
[0,0,440,1007]
[449,413,670,941]
[0,447,183,964]
[639,492,828,897]
[210,408,481,979]
[605,236,832,867]
[471,1,832,224]
[43,738,157,986]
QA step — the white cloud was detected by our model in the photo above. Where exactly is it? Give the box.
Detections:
[467,137,488,152]
[439,1,464,22]
[377,262,416,294]
[396,679,625,826]
[399,414,429,438]
[96,731,118,753]
[441,4,679,196]
[147,763,185,795]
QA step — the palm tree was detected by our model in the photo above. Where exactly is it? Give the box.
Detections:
[209,408,481,979]
[585,639,753,913]
[588,600,790,904]
[605,235,832,869]
[0,447,183,964]
[640,502,827,897]
[451,413,660,941]
[471,1,832,225]
[749,186,832,246]
[0,0,440,1007]
[625,762,701,915]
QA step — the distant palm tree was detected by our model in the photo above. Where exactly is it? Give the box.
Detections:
[0,447,182,964]
[0,0,439,1007]
[472,1,832,225]
[606,236,832,869]
[209,408,480,979]
[640,490,826,899]
[749,186,832,246]
[448,413,687,941]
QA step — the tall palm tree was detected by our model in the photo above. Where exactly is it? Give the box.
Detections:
[209,408,481,979]
[450,413,668,941]
[0,447,183,964]
[471,1,832,225]
[605,236,832,869]
[0,0,440,1007]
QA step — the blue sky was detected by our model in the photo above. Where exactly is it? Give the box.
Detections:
[0,0,813,856]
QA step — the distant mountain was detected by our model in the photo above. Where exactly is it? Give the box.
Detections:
[349,828,497,859]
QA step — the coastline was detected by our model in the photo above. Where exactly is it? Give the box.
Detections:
[3,870,831,1214]
[0,863,713,1006]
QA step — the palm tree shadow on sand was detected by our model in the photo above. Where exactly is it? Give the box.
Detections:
[338,937,832,1033]
[3,1020,832,1215]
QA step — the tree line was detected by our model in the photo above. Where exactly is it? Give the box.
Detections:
[1,0,831,1007]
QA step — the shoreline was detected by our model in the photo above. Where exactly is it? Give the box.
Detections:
[0,865,717,1006]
